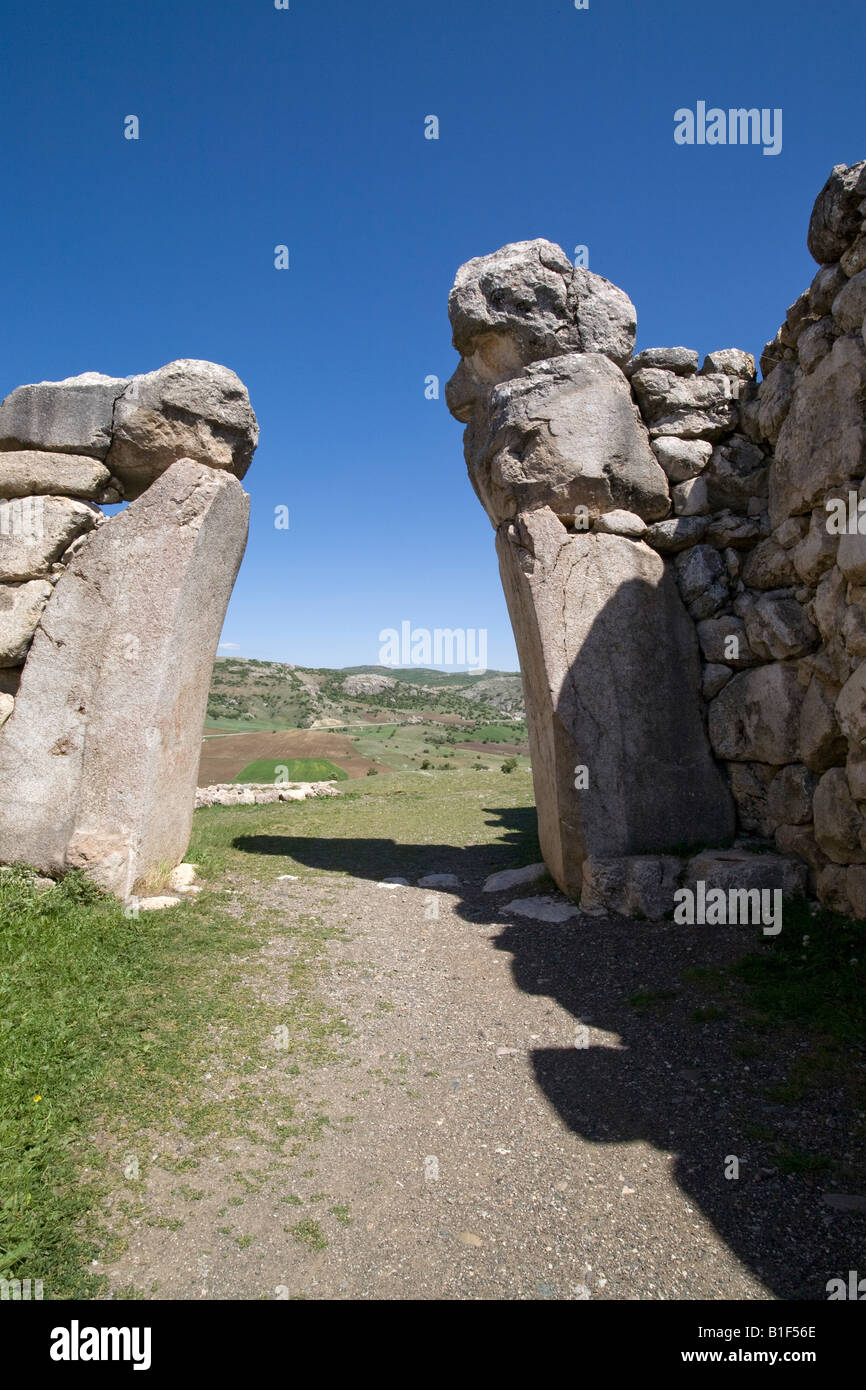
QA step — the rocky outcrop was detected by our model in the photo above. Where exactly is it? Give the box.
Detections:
[448,158,866,919]
[0,360,258,896]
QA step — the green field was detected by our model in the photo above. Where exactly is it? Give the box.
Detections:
[232,758,349,783]
[458,723,527,744]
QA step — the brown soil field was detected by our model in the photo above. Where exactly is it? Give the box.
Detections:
[455,741,531,757]
[197,729,391,785]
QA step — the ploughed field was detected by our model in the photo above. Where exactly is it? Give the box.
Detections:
[198,719,533,787]
[198,729,389,784]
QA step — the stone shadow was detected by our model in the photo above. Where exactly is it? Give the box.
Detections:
[234,811,862,1300]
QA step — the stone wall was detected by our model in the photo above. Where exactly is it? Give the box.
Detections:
[447,159,866,920]
[0,360,258,897]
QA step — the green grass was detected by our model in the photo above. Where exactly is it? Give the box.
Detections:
[0,853,350,1296]
[0,765,537,1299]
[288,1219,327,1251]
[457,723,527,744]
[233,758,349,783]
[732,897,866,1044]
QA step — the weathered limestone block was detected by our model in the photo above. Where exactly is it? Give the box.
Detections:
[832,271,866,334]
[841,235,866,278]
[671,476,709,515]
[807,161,866,265]
[766,764,816,828]
[738,594,818,661]
[0,373,128,457]
[630,367,738,439]
[0,496,98,581]
[448,240,636,385]
[470,352,670,526]
[592,509,646,537]
[0,450,111,499]
[783,292,820,351]
[643,516,708,552]
[703,435,768,512]
[727,762,777,837]
[674,544,729,619]
[701,349,756,380]
[651,436,712,482]
[709,663,805,764]
[580,854,683,920]
[757,362,796,446]
[770,336,866,526]
[684,848,808,898]
[809,264,848,316]
[0,579,53,666]
[813,767,866,863]
[798,318,838,375]
[695,615,758,668]
[705,511,767,549]
[629,347,698,376]
[799,676,848,773]
[107,360,259,499]
[0,693,12,727]
[741,538,797,589]
[0,458,249,895]
[494,510,734,897]
[791,507,839,584]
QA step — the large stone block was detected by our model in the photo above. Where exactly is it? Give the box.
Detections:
[813,767,866,864]
[807,161,866,265]
[580,854,683,920]
[770,336,866,526]
[0,496,98,581]
[495,510,735,897]
[0,579,53,667]
[708,662,805,764]
[631,367,738,440]
[0,373,128,458]
[684,848,808,898]
[447,239,636,382]
[472,352,670,526]
[0,450,111,499]
[107,360,259,499]
[0,458,249,895]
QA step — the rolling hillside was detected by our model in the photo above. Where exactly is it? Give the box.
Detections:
[206,658,525,732]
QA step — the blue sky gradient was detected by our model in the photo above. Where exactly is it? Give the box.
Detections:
[1,0,863,669]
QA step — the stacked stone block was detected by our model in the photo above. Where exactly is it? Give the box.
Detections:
[0,360,258,896]
[448,159,866,918]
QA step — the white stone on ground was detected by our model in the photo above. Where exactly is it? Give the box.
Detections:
[503,895,579,923]
[482,863,547,893]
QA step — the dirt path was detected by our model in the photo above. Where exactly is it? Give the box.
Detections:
[96,834,865,1301]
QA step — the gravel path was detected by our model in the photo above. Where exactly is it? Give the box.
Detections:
[102,854,864,1301]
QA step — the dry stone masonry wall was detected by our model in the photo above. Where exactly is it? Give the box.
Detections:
[448,159,866,921]
[0,360,258,897]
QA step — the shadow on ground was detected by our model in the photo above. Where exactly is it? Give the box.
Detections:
[234,807,864,1301]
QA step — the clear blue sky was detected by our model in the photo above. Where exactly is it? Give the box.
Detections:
[1,0,863,671]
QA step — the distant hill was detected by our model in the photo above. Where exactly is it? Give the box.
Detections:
[206,658,525,731]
